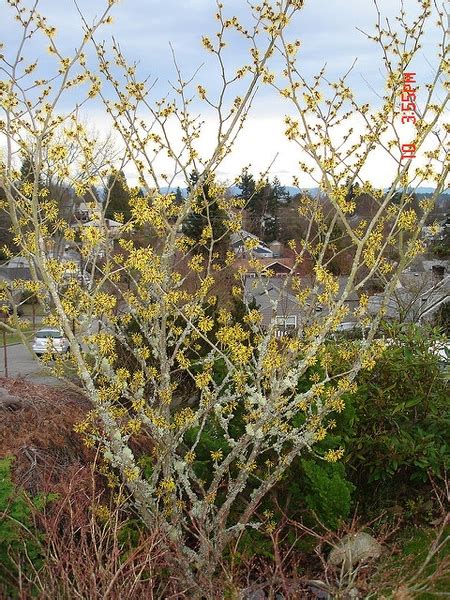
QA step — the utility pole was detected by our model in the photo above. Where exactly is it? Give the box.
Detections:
[1,324,8,377]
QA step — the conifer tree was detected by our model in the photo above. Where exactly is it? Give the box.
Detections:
[104,170,131,220]
[183,170,228,256]
[237,169,283,242]
[19,155,44,191]
[175,187,184,205]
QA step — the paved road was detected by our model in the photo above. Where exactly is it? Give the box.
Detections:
[0,318,109,385]
[0,343,61,385]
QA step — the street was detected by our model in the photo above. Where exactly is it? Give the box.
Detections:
[0,343,61,385]
[0,314,106,386]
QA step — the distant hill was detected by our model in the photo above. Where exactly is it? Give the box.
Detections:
[159,185,448,201]
[159,185,319,198]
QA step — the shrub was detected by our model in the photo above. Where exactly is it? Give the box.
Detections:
[0,457,52,596]
[340,324,449,506]
[282,458,355,530]
[301,459,355,530]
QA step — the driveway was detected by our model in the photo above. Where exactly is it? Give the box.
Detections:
[0,343,62,385]
[0,317,110,385]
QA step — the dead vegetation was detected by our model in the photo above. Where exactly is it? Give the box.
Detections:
[0,377,91,493]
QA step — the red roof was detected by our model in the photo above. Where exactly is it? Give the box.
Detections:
[234,257,302,275]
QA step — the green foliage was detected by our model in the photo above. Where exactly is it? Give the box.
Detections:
[116,518,146,551]
[374,524,450,599]
[19,155,44,190]
[182,170,228,256]
[104,170,131,220]
[232,528,275,563]
[287,459,355,530]
[138,454,154,481]
[174,186,184,204]
[277,323,448,528]
[435,301,450,335]
[0,457,54,596]
[340,324,449,505]
[237,169,287,242]
[184,424,232,483]
[430,225,449,258]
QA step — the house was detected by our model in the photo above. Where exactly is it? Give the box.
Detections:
[73,218,123,240]
[244,275,360,337]
[368,261,449,323]
[422,225,444,243]
[75,201,102,223]
[0,250,87,285]
[244,277,302,335]
[0,272,22,304]
[230,230,273,259]
[235,257,301,278]
[0,256,33,281]
[269,240,283,257]
[83,218,122,231]
[3,256,32,269]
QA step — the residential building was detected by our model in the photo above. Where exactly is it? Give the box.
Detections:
[368,260,449,323]
[230,230,273,259]
[244,275,360,337]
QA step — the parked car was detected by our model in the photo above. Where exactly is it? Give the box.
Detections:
[32,328,69,355]
[429,340,449,370]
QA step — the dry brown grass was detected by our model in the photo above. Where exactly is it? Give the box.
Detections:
[6,465,191,599]
[0,377,92,493]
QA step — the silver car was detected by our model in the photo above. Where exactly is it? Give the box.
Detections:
[32,328,70,355]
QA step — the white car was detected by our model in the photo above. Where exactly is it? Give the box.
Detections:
[429,341,449,366]
[32,328,70,355]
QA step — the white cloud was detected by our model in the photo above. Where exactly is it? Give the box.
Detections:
[0,0,445,187]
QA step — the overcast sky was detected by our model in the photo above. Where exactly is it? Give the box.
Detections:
[0,0,446,187]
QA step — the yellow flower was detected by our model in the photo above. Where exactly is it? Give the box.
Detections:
[189,254,204,273]
[398,208,417,231]
[92,504,110,522]
[198,315,214,333]
[210,449,223,462]
[184,450,196,464]
[124,466,140,482]
[197,85,207,99]
[159,478,176,494]
[243,309,262,325]
[313,427,327,441]
[194,370,212,389]
[324,447,345,463]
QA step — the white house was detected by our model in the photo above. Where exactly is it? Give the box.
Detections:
[75,201,102,223]
[230,230,273,259]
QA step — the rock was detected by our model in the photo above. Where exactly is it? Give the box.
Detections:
[0,387,25,410]
[244,590,266,600]
[307,584,330,599]
[328,532,382,570]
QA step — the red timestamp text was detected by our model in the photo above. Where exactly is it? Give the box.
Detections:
[400,72,416,160]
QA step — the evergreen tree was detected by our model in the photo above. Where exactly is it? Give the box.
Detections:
[237,167,256,203]
[261,176,289,242]
[272,176,290,205]
[20,156,34,185]
[104,170,131,220]
[183,171,228,257]
[237,168,263,237]
[174,187,184,205]
[19,155,44,191]
[82,185,101,205]
[262,213,278,243]
[257,181,275,242]
[237,169,284,242]
[344,179,360,203]
[0,185,15,260]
